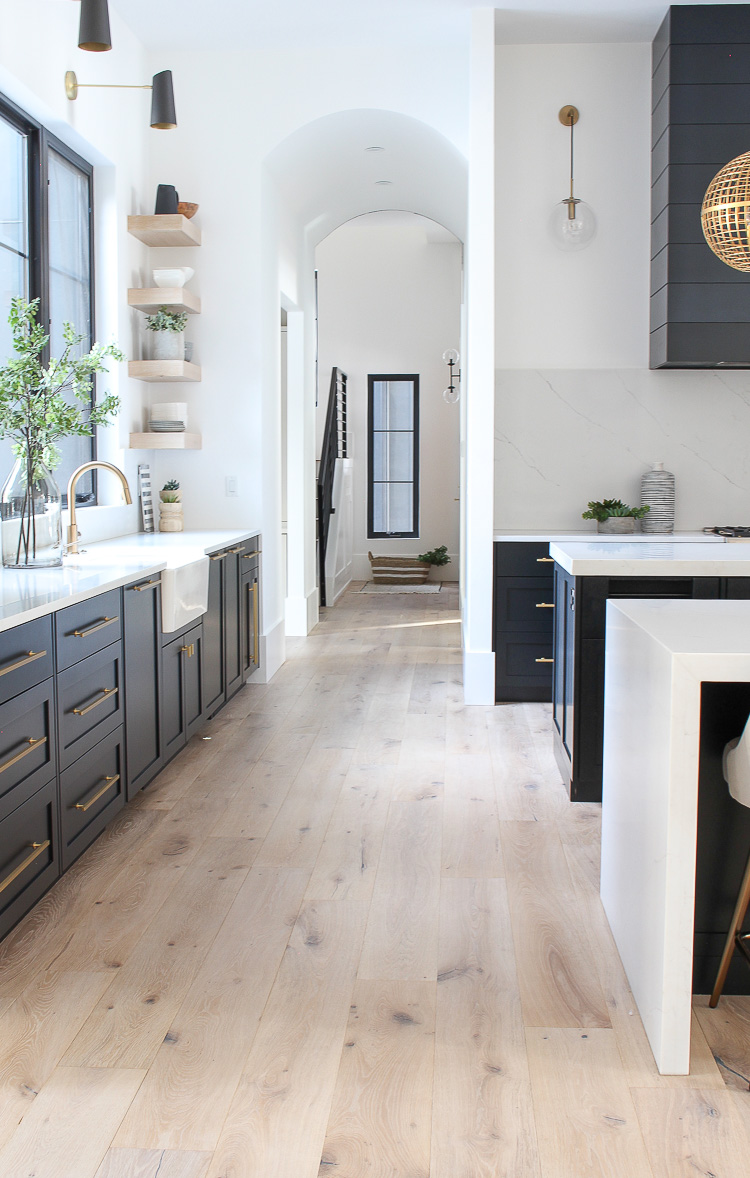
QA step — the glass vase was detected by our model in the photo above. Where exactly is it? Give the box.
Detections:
[1,455,63,568]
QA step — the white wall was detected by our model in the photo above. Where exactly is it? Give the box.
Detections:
[493,40,750,531]
[316,216,462,581]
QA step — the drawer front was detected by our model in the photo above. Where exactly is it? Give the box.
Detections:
[495,577,556,633]
[0,777,59,941]
[0,616,54,706]
[0,679,57,824]
[55,588,122,670]
[496,636,554,690]
[494,542,553,578]
[60,727,125,870]
[58,642,124,769]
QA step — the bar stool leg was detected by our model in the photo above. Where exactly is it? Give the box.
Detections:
[709,849,750,1007]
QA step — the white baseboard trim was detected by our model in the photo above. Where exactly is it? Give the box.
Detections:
[285,589,319,637]
[250,616,285,683]
[462,648,495,705]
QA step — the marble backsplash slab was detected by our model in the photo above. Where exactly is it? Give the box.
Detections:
[495,368,750,531]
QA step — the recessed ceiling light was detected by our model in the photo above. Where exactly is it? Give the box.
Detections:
[375,180,393,186]
[365,146,385,152]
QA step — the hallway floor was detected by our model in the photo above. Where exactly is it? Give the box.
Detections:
[0,583,748,1177]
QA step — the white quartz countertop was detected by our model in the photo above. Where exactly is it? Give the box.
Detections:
[607,597,750,658]
[549,540,750,576]
[0,528,260,633]
[493,530,724,544]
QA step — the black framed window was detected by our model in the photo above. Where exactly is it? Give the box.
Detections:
[367,374,419,538]
[0,93,96,504]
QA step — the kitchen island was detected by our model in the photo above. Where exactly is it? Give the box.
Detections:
[601,598,750,1073]
[549,540,750,801]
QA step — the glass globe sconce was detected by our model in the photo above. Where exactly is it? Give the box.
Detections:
[550,105,596,251]
[442,349,460,404]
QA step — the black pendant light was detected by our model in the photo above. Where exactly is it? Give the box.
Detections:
[150,71,177,130]
[78,0,112,52]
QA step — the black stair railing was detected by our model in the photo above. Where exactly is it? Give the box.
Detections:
[317,367,347,606]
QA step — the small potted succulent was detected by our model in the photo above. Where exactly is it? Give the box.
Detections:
[159,479,183,532]
[145,307,188,361]
[582,498,650,534]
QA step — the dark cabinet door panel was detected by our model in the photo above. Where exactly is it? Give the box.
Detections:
[495,577,556,633]
[57,643,124,769]
[494,542,552,577]
[241,566,260,679]
[55,588,122,670]
[162,635,188,762]
[0,679,56,824]
[224,551,243,700]
[0,778,59,941]
[184,624,205,740]
[0,615,53,707]
[123,577,163,798]
[203,556,225,715]
[59,727,125,870]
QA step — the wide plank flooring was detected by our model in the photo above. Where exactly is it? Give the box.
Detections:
[0,581,748,1177]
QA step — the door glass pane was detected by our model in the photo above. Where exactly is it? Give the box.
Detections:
[387,381,414,430]
[48,149,94,502]
[368,375,418,536]
[372,380,387,430]
[0,115,29,479]
[384,482,413,533]
[372,431,413,482]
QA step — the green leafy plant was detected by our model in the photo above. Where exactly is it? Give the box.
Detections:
[145,307,188,333]
[418,544,451,566]
[160,479,181,503]
[582,499,650,522]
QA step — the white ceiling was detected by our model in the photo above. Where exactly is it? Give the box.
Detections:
[111,0,750,52]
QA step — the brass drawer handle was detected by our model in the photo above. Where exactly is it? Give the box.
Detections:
[209,553,227,562]
[75,775,119,812]
[251,582,259,665]
[73,616,118,639]
[536,602,555,609]
[72,687,118,716]
[535,657,554,664]
[0,650,47,678]
[0,839,50,895]
[0,736,47,776]
[229,546,246,554]
[129,580,162,592]
[242,550,260,559]
[537,557,554,563]
[180,644,195,658]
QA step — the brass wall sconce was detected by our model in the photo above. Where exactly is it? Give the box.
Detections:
[65,69,177,129]
[550,105,596,251]
[701,150,750,271]
[442,349,460,404]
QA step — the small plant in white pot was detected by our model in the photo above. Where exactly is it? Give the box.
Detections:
[159,479,183,532]
[145,307,188,361]
[582,499,650,534]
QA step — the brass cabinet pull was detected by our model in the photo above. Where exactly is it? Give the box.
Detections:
[242,550,260,559]
[72,687,118,716]
[209,553,227,562]
[73,616,118,639]
[129,580,162,592]
[537,557,554,563]
[229,546,246,554]
[251,581,259,666]
[536,603,555,609]
[180,644,194,658]
[0,736,46,776]
[0,650,46,678]
[75,775,119,812]
[535,657,554,664]
[0,839,50,895]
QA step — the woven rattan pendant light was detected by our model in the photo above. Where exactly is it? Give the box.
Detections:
[701,150,750,271]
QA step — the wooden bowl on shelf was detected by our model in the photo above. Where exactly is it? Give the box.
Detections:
[177,202,199,219]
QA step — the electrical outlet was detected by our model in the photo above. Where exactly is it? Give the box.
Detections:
[225,475,238,497]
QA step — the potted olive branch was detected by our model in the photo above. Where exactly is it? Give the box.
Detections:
[582,498,650,535]
[0,298,123,568]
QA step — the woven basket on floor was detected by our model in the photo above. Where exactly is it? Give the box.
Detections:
[367,552,430,585]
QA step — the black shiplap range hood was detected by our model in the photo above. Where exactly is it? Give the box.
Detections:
[651,5,750,368]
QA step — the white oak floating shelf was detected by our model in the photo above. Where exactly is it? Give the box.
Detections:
[128,360,202,383]
[127,214,201,247]
[129,432,202,450]
[128,287,201,315]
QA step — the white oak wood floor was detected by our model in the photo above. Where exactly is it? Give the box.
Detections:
[0,582,748,1178]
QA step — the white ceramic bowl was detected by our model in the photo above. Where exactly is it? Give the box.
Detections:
[152,267,194,289]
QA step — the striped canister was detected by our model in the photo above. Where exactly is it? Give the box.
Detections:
[640,462,675,533]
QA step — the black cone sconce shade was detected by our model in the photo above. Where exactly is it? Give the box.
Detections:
[150,71,177,129]
[78,0,112,52]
